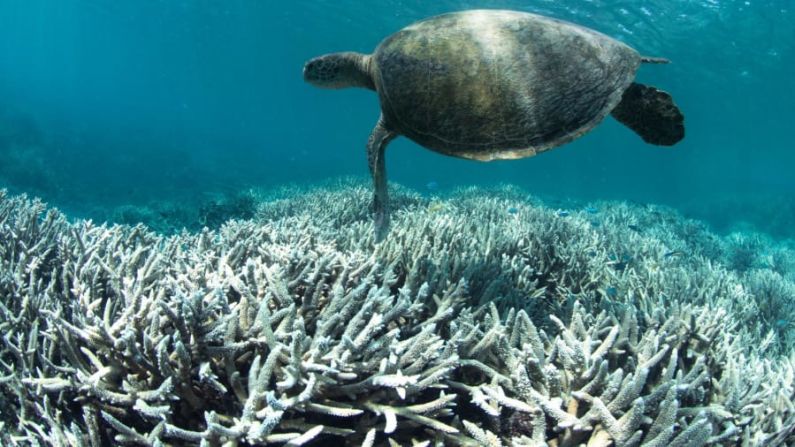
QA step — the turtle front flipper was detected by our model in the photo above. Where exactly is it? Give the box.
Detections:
[611,83,685,146]
[367,115,397,242]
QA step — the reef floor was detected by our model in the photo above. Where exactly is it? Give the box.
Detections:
[1,180,793,445]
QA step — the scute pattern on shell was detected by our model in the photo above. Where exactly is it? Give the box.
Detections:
[373,10,641,160]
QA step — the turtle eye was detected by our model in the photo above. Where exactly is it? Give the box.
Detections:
[303,60,317,79]
[304,57,340,85]
[305,58,331,80]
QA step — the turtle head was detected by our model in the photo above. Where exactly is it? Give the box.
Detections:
[303,52,374,90]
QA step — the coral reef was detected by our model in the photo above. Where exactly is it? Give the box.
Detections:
[1,182,794,446]
[197,191,257,229]
[684,193,795,241]
[108,201,198,235]
[0,110,57,198]
[105,190,259,234]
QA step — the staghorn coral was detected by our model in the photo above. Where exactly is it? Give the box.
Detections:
[0,191,470,445]
[455,300,795,446]
[1,183,794,446]
[566,198,795,355]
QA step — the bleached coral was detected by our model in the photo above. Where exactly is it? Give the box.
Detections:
[0,191,469,445]
[1,182,794,446]
[454,300,795,446]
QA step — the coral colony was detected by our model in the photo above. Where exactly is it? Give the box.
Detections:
[1,180,794,446]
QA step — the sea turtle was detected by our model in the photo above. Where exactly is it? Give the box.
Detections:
[303,9,684,241]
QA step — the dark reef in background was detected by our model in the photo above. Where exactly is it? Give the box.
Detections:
[109,190,257,233]
[0,109,57,199]
[0,109,259,233]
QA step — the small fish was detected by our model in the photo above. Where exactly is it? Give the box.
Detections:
[507,207,519,214]
[590,220,601,228]
[426,181,439,191]
[585,206,598,214]
[628,224,642,232]
[557,210,570,217]
[664,250,685,259]
[427,202,445,213]
[611,253,632,271]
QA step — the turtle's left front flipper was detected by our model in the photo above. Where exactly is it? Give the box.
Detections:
[611,82,685,146]
[367,115,397,243]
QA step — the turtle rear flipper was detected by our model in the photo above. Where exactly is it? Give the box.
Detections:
[611,82,684,146]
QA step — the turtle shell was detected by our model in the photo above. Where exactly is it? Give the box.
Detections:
[372,10,641,161]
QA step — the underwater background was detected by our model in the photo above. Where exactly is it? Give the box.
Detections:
[1,0,794,238]
[3,1,795,445]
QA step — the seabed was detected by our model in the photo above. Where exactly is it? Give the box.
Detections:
[1,179,794,446]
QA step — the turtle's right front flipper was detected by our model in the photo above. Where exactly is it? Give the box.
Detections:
[611,82,685,146]
[367,115,397,243]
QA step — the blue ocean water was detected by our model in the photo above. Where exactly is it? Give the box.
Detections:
[0,0,793,237]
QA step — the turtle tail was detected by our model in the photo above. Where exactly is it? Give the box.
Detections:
[611,83,685,146]
[640,56,670,64]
